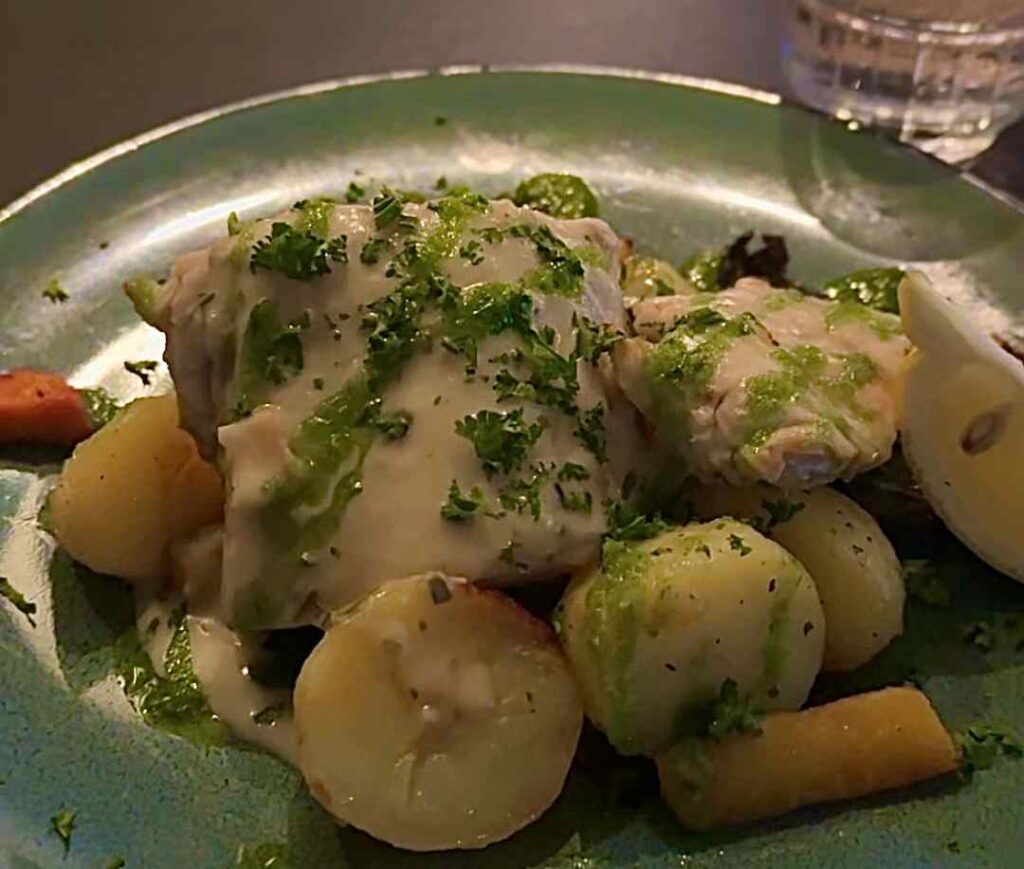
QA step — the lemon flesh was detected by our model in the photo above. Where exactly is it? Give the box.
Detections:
[899,271,1024,582]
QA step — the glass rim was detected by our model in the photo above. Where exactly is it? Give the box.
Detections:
[808,0,1024,39]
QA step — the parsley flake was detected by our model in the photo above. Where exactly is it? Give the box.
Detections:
[0,577,36,626]
[558,462,589,482]
[455,409,547,477]
[360,237,391,265]
[42,278,69,304]
[604,501,669,542]
[124,359,159,385]
[50,808,77,854]
[441,481,486,521]
[499,464,553,519]
[373,410,412,440]
[371,189,404,230]
[250,222,348,280]
[574,404,607,462]
[699,678,763,740]
[728,534,752,556]
[959,725,1023,772]
[344,181,366,204]
[573,314,622,362]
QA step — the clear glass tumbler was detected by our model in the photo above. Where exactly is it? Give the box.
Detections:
[783,0,1024,162]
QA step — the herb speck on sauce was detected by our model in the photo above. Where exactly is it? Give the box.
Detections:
[50,808,77,854]
[42,278,69,304]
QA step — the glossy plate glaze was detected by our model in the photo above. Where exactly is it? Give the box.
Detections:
[2,68,1024,868]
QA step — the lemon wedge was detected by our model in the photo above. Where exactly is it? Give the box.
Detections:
[899,271,1024,582]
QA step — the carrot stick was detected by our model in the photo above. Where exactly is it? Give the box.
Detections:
[657,686,959,829]
[0,370,93,445]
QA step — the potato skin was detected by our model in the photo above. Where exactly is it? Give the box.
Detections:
[697,485,905,671]
[557,519,824,756]
[657,686,958,829]
[50,394,222,580]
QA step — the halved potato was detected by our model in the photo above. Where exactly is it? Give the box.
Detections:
[50,393,222,580]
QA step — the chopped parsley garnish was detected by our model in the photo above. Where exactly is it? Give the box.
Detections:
[555,483,593,514]
[227,211,245,236]
[434,116,448,126]
[104,859,126,869]
[124,359,159,385]
[360,237,391,265]
[512,173,599,219]
[372,188,404,229]
[903,559,952,607]
[50,808,77,854]
[0,576,36,626]
[574,404,607,462]
[517,223,586,296]
[434,176,448,190]
[459,239,485,265]
[605,501,669,542]
[344,181,367,203]
[42,278,69,304]
[499,464,552,519]
[573,314,622,362]
[441,481,486,521]
[250,222,347,280]
[728,534,752,556]
[233,301,310,416]
[959,725,1023,772]
[750,497,805,533]
[372,410,412,440]
[455,408,547,477]
[697,678,763,740]
[558,462,589,482]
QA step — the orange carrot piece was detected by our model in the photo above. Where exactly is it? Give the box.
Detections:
[0,370,93,445]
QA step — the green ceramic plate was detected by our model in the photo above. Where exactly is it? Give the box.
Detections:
[2,68,1024,869]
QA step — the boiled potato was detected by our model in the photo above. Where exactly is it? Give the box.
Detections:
[51,394,223,580]
[294,574,582,851]
[557,519,824,756]
[657,686,958,829]
[696,486,904,671]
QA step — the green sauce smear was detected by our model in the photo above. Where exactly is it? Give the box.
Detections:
[512,173,599,219]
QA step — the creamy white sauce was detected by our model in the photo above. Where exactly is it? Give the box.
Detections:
[158,198,631,629]
[187,616,298,765]
[134,588,182,676]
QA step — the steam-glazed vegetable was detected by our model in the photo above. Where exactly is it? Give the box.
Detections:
[294,574,582,851]
[696,485,904,671]
[50,394,223,580]
[614,277,910,489]
[557,519,824,755]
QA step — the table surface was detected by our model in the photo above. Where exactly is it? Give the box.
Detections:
[0,0,1020,207]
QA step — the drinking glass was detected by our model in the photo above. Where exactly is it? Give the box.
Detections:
[783,0,1024,162]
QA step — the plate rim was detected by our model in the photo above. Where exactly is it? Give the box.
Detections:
[1,62,1021,226]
